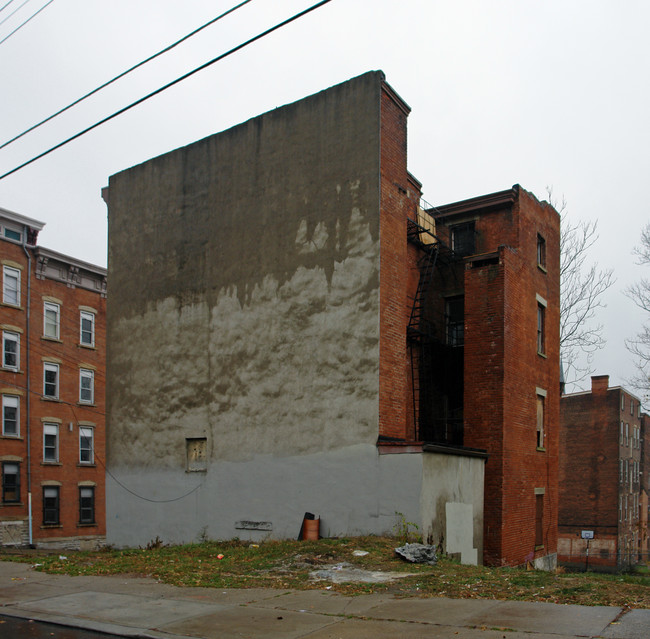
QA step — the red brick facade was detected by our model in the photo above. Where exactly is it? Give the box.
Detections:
[376,76,560,567]
[559,376,645,569]
[0,208,106,549]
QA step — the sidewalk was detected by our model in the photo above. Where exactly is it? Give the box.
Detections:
[0,560,648,638]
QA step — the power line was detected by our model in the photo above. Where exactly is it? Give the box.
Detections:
[0,0,253,151]
[0,0,55,46]
[0,0,334,181]
[0,0,28,27]
[0,1,18,15]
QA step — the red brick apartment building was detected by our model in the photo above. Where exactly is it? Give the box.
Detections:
[0,207,106,549]
[399,186,561,567]
[559,376,646,570]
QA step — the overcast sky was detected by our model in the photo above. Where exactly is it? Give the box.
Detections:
[0,0,647,397]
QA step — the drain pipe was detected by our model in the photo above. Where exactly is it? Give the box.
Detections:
[22,228,32,546]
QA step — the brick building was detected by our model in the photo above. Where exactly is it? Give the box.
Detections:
[559,376,645,570]
[104,71,559,567]
[0,207,106,549]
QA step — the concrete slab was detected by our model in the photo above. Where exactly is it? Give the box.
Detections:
[304,617,579,639]
[601,609,650,639]
[466,599,620,636]
[160,606,338,639]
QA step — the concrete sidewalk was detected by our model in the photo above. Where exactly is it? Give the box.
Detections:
[0,560,648,639]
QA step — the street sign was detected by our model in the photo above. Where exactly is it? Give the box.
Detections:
[581,530,594,539]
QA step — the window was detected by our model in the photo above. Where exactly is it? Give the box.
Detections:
[620,421,624,445]
[79,427,94,464]
[3,227,21,242]
[537,304,545,355]
[43,302,60,339]
[536,392,545,449]
[535,494,544,547]
[621,395,625,411]
[80,311,95,347]
[537,234,546,269]
[79,486,95,524]
[451,222,475,257]
[631,399,634,415]
[3,331,19,369]
[43,363,59,398]
[2,266,20,305]
[620,459,624,482]
[625,423,629,447]
[2,462,19,503]
[445,296,464,346]
[43,423,58,462]
[42,486,60,525]
[186,437,207,472]
[79,369,94,404]
[2,395,19,436]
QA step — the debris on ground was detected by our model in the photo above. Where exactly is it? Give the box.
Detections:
[394,543,437,565]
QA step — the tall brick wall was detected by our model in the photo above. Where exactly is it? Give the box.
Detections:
[378,82,417,440]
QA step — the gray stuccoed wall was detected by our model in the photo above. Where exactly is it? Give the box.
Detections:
[105,72,389,545]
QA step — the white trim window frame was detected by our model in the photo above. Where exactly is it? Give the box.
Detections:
[79,426,94,464]
[2,266,20,306]
[43,302,60,339]
[79,369,94,404]
[2,394,19,436]
[2,331,19,370]
[43,423,59,462]
[43,362,59,399]
[80,311,95,347]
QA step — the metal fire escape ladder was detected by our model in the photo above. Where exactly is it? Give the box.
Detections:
[406,218,440,440]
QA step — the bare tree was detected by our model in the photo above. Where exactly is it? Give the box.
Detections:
[625,223,650,395]
[549,189,615,387]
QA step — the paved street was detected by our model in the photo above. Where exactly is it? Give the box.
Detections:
[1,560,649,638]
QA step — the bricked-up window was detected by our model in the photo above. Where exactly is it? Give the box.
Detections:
[79,486,95,524]
[2,462,19,503]
[43,423,58,462]
[2,266,20,305]
[43,302,60,339]
[535,494,544,547]
[451,222,475,257]
[42,486,59,525]
[80,311,95,347]
[537,234,546,270]
[186,437,207,472]
[3,331,19,370]
[43,363,59,399]
[79,427,94,464]
[2,395,18,436]
[79,369,94,404]
[445,296,464,346]
[537,304,546,355]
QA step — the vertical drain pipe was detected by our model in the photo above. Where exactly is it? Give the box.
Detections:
[22,228,32,546]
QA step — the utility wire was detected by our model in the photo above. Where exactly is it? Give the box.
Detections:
[0,0,253,151]
[0,0,28,27]
[0,0,54,45]
[0,1,18,15]
[0,0,333,181]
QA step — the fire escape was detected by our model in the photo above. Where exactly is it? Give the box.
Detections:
[407,208,464,446]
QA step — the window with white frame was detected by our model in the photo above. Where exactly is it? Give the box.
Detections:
[2,462,19,503]
[536,388,546,449]
[625,423,629,446]
[621,395,625,411]
[79,369,94,404]
[2,395,18,436]
[2,266,20,305]
[43,302,60,339]
[79,426,94,463]
[620,421,624,445]
[79,486,95,524]
[43,423,58,462]
[3,225,21,242]
[43,363,59,399]
[80,311,95,347]
[3,331,19,369]
[620,459,624,482]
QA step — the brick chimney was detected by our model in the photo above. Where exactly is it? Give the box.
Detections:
[591,375,609,394]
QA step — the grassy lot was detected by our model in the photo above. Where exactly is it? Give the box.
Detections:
[4,535,650,608]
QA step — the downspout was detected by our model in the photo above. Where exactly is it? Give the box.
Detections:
[22,228,32,546]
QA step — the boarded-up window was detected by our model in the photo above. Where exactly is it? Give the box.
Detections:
[186,437,207,472]
[536,395,544,449]
[535,494,544,547]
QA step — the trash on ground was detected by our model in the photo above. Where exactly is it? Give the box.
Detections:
[352,550,369,556]
[394,543,437,565]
